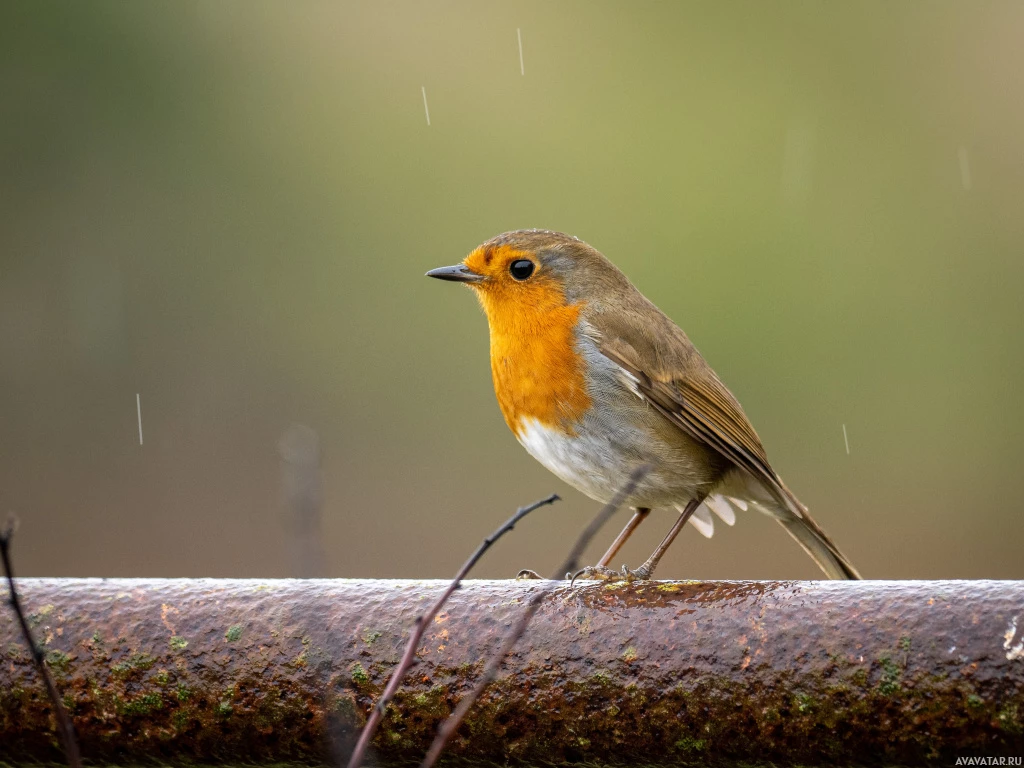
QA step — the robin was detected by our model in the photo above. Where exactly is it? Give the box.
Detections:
[427,230,860,580]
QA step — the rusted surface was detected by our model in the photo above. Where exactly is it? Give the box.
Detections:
[1,579,1022,766]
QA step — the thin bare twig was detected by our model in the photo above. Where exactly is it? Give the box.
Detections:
[346,493,560,768]
[1,515,82,768]
[419,464,651,768]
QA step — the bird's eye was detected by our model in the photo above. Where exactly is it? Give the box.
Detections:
[509,260,535,280]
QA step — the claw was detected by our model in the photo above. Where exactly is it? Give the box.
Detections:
[515,569,544,580]
[568,565,623,588]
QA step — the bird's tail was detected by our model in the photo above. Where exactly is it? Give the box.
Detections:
[773,479,861,580]
[717,468,861,579]
[776,513,861,579]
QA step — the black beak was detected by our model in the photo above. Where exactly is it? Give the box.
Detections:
[425,264,485,284]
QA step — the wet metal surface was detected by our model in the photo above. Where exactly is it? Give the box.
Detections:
[1,578,1023,765]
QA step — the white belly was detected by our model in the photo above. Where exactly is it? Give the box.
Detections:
[516,415,755,539]
[517,417,611,497]
[515,414,700,507]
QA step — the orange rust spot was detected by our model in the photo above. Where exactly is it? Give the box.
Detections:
[161,603,179,634]
[463,244,591,436]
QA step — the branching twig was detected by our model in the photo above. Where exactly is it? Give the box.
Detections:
[419,464,651,768]
[346,493,560,768]
[1,515,82,768]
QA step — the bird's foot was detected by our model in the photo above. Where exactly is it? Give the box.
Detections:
[568,565,620,586]
[569,564,650,587]
[515,569,545,580]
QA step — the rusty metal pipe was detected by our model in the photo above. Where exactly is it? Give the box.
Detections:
[1,578,1022,765]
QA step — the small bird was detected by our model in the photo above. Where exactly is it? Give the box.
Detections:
[427,230,860,580]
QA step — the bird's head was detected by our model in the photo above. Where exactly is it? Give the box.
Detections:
[426,229,629,329]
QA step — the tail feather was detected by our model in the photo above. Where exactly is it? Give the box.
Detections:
[773,478,861,580]
[777,514,861,579]
[718,468,862,580]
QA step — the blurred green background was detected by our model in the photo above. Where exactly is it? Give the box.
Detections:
[2,2,1022,580]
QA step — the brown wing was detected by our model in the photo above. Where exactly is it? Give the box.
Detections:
[599,338,783,499]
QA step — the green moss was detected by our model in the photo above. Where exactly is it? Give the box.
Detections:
[27,604,54,628]
[169,635,188,651]
[155,669,170,685]
[361,629,383,645]
[111,652,155,678]
[674,735,706,752]
[350,661,370,685]
[172,710,190,729]
[118,692,163,717]
[621,646,638,663]
[406,685,451,721]
[877,656,901,696]
[795,692,814,714]
[224,624,243,642]
[45,649,71,672]
[966,694,984,709]
[591,669,613,685]
[216,700,233,717]
[898,636,912,652]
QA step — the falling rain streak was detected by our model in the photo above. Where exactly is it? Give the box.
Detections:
[517,28,525,75]
[842,424,849,455]
[422,86,431,126]
[136,394,143,446]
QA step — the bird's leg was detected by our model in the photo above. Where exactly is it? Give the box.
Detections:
[596,507,651,567]
[569,507,652,584]
[627,497,701,580]
[574,498,702,584]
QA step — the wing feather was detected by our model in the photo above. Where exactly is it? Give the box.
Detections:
[600,342,783,502]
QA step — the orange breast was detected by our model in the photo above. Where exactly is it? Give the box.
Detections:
[481,294,592,437]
